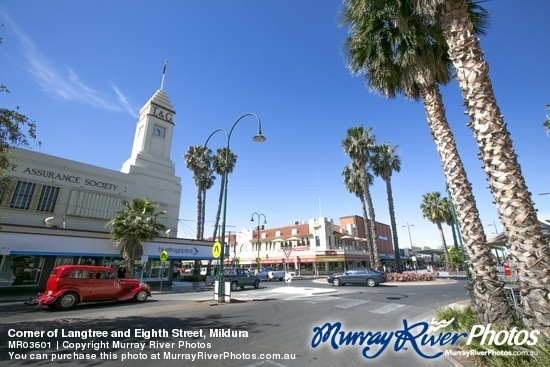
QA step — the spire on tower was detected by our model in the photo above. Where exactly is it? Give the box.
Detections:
[160,60,168,90]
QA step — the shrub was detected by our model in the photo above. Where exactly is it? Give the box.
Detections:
[434,306,549,367]
[386,272,433,282]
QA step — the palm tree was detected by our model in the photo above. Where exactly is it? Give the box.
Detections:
[342,162,375,267]
[371,143,402,273]
[184,145,212,240]
[199,169,215,239]
[342,125,380,269]
[106,198,167,278]
[420,192,450,270]
[413,0,550,336]
[341,0,512,326]
[212,147,238,240]
[185,145,215,275]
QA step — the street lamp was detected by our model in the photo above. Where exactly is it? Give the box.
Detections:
[402,222,415,271]
[402,222,415,250]
[201,113,266,302]
[487,221,500,234]
[251,212,267,271]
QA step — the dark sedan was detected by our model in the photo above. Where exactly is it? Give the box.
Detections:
[327,267,387,287]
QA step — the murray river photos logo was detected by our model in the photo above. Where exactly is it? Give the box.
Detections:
[310,318,540,360]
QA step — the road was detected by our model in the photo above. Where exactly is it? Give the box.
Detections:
[0,277,470,366]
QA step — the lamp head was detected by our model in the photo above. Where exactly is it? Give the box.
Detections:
[44,216,55,227]
[252,132,266,143]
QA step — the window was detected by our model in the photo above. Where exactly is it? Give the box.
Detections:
[96,271,115,279]
[37,185,59,212]
[10,181,35,209]
[69,269,94,279]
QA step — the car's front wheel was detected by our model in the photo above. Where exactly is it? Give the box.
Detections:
[333,278,341,286]
[134,290,149,302]
[55,292,79,310]
[254,280,260,289]
[366,278,376,287]
[231,282,238,292]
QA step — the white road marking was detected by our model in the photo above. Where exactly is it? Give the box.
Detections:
[335,299,371,309]
[370,303,405,314]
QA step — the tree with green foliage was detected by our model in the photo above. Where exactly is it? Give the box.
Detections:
[184,145,214,240]
[212,147,237,241]
[1,33,39,197]
[371,143,403,272]
[412,0,550,336]
[448,246,465,271]
[342,161,375,267]
[184,145,215,275]
[342,125,380,269]
[106,198,167,278]
[341,0,512,328]
[420,192,451,269]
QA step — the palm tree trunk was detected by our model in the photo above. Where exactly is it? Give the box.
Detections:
[361,172,380,269]
[385,178,402,273]
[360,193,375,268]
[212,174,226,240]
[420,83,513,325]
[436,222,450,271]
[440,0,550,335]
[200,189,207,239]
[195,188,202,240]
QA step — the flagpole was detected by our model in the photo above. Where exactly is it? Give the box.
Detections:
[160,60,168,90]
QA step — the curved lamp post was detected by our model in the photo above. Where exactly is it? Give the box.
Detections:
[402,222,415,271]
[402,222,415,250]
[250,212,267,270]
[201,113,266,302]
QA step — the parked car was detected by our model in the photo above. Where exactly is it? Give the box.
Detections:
[327,267,387,287]
[27,265,151,310]
[206,267,260,291]
[256,267,286,281]
[180,267,207,276]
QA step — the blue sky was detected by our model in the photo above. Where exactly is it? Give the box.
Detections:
[1,1,548,249]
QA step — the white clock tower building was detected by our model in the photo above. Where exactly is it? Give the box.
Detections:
[122,88,177,177]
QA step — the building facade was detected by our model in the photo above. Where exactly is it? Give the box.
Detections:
[0,88,212,291]
[216,216,400,275]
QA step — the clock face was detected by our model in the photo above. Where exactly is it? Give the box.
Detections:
[153,125,166,138]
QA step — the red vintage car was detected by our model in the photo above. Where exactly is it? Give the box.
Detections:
[29,265,151,310]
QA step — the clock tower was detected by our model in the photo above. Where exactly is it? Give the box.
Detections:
[121,88,177,177]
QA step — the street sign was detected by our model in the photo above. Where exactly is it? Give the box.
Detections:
[212,241,222,259]
[283,248,292,258]
[160,250,169,262]
[140,255,149,263]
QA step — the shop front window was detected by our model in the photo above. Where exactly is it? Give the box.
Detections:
[0,255,45,286]
[136,260,170,281]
